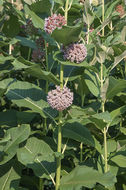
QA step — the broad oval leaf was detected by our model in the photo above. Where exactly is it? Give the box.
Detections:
[60,165,116,190]
[5,80,58,121]
[0,124,30,165]
[62,120,94,147]
[17,137,56,182]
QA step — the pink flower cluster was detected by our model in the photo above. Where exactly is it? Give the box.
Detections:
[47,86,73,111]
[63,43,87,63]
[44,14,66,34]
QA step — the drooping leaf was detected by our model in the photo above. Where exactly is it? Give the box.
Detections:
[5,80,58,121]
[25,65,60,85]
[62,120,94,147]
[52,24,83,46]
[0,110,36,127]
[60,165,116,189]
[17,137,56,181]
[106,77,126,99]
[84,69,100,97]
[0,125,30,165]
[111,152,126,168]
[30,0,51,14]
[24,5,44,29]
[0,159,22,190]
[16,36,37,49]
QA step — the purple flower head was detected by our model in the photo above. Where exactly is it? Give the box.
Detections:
[44,14,66,34]
[47,86,73,111]
[36,36,45,49]
[23,19,38,36]
[32,49,45,62]
[63,43,87,63]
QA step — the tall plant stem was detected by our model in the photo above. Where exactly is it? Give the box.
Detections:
[102,0,105,36]
[65,0,69,23]
[55,64,64,190]
[80,142,83,162]
[56,112,62,190]
[45,42,49,93]
[39,178,44,190]
[27,48,31,61]
[101,63,108,172]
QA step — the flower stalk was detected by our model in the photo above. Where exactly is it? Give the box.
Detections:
[55,64,64,190]
[102,0,105,36]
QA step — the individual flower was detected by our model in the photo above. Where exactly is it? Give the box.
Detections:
[116,5,125,18]
[63,43,87,63]
[32,49,45,62]
[22,19,38,36]
[47,85,73,111]
[44,14,66,34]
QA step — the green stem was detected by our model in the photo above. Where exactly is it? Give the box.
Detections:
[55,62,64,190]
[101,63,108,172]
[39,178,44,190]
[102,0,105,36]
[65,0,69,23]
[55,112,62,190]
[27,47,31,61]
[80,142,83,163]
[60,64,64,89]
[45,42,49,93]
[87,23,90,44]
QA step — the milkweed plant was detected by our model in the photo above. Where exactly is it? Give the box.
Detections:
[0,0,126,189]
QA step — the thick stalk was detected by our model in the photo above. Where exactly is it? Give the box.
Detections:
[65,0,69,23]
[102,0,105,36]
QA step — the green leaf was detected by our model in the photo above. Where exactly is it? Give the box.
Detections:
[111,152,126,168]
[25,65,60,85]
[92,111,112,123]
[84,69,100,97]
[110,105,126,121]
[105,0,120,19]
[2,15,20,38]
[30,0,51,14]
[52,24,83,46]
[5,80,57,121]
[17,137,55,181]
[106,77,126,99]
[60,166,116,189]
[0,110,36,127]
[24,5,44,29]
[110,50,126,71]
[54,52,97,72]
[16,36,37,49]
[0,159,22,190]
[62,120,94,147]
[0,125,30,165]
